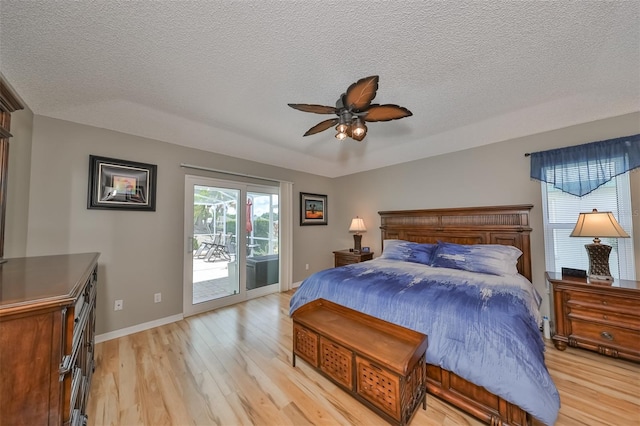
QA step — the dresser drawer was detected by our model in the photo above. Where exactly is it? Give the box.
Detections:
[320,337,353,389]
[293,324,319,367]
[566,291,639,316]
[570,320,640,352]
[356,356,401,420]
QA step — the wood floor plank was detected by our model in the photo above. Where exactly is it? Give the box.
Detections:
[88,291,640,426]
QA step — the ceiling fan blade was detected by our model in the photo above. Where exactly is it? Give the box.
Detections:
[344,76,379,111]
[364,104,413,122]
[288,103,337,114]
[303,118,339,136]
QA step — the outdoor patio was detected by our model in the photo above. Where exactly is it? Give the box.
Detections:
[192,257,235,304]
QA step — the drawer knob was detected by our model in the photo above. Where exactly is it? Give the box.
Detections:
[601,300,607,305]
[603,315,608,320]
[600,331,614,341]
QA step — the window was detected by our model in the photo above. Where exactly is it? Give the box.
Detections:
[541,173,635,279]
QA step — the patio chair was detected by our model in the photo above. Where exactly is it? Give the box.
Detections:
[197,233,221,259]
[205,233,232,262]
[224,233,236,261]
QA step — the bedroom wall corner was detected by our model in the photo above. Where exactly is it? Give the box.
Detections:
[5,107,33,258]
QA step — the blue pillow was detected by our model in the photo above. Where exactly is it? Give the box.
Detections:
[380,239,436,265]
[431,242,522,276]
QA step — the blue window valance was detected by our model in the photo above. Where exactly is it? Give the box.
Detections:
[529,133,640,197]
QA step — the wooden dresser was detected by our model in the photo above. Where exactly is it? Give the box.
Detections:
[333,249,374,267]
[0,253,100,425]
[292,298,427,426]
[546,271,640,362]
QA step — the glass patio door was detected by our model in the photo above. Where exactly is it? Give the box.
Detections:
[184,176,243,316]
[246,187,279,295]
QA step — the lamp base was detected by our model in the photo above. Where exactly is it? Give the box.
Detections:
[585,243,614,282]
[353,234,362,252]
[589,274,614,283]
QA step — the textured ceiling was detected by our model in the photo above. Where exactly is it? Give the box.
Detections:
[1,1,639,177]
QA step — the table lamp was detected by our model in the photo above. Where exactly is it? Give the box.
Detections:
[570,209,630,282]
[349,217,367,252]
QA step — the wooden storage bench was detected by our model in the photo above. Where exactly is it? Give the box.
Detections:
[292,299,428,426]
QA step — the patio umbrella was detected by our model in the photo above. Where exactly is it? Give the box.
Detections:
[246,199,253,233]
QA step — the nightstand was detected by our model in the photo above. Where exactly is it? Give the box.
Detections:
[546,271,640,362]
[333,250,374,267]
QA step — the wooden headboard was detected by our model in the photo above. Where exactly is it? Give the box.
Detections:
[379,205,533,282]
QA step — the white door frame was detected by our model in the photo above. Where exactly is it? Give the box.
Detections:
[184,175,290,316]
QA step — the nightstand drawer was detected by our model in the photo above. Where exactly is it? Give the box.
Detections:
[566,291,639,317]
[336,256,359,266]
[568,306,640,330]
[570,320,640,352]
[333,250,374,267]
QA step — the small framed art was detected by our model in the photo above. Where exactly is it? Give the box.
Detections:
[87,155,157,211]
[300,192,327,226]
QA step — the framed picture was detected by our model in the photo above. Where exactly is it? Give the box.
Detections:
[87,155,157,211]
[300,192,327,226]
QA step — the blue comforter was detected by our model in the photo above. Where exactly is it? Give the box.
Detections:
[290,258,560,425]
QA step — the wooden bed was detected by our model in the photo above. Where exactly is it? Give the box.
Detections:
[379,204,534,426]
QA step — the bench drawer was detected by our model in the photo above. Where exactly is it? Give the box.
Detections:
[320,337,353,389]
[356,356,401,420]
[293,324,318,367]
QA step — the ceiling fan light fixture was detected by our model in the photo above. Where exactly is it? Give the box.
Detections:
[335,131,347,140]
[352,118,366,138]
[336,110,351,134]
[352,129,366,142]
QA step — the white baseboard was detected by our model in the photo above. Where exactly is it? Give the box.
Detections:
[95,313,184,343]
[96,285,299,344]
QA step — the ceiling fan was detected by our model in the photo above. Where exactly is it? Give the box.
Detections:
[288,75,412,142]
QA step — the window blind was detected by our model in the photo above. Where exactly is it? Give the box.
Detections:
[541,174,635,279]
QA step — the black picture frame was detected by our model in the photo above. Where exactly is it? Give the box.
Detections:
[87,155,157,211]
[300,192,327,226]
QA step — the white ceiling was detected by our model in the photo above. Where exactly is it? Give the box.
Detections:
[1,1,639,177]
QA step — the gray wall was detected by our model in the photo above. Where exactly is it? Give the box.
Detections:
[332,112,640,317]
[5,107,33,258]
[22,116,333,334]
[7,112,639,333]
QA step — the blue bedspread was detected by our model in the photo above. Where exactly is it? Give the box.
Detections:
[290,258,560,425]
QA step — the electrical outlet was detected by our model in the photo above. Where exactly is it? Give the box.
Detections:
[154,293,162,303]
[114,299,123,311]
[305,263,309,270]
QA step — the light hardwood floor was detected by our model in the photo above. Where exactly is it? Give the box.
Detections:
[88,291,640,426]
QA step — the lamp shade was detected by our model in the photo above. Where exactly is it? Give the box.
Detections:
[349,217,367,233]
[570,209,629,239]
